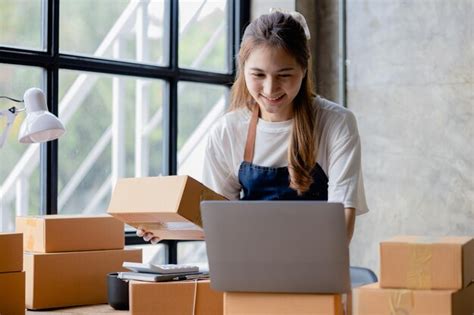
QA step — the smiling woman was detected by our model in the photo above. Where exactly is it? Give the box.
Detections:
[201,10,369,243]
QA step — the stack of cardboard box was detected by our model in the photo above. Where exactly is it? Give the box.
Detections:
[353,236,474,314]
[0,232,24,314]
[16,214,142,310]
[108,175,227,314]
[109,176,349,314]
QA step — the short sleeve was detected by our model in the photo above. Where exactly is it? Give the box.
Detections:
[327,111,369,215]
[202,124,241,200]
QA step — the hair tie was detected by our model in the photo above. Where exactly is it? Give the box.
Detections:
[269,8,311,40]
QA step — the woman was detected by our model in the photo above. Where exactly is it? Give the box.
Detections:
[140,10,368,244]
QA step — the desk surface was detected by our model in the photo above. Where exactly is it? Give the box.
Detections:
[26,304,127,314]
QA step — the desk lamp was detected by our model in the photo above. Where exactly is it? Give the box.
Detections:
[0,88,65,148]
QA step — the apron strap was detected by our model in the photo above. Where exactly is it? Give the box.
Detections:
[243,105,259,163]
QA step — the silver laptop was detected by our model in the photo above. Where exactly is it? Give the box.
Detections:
[200,200,350,293]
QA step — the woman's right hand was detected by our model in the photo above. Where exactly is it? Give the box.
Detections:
[136,227,161,244]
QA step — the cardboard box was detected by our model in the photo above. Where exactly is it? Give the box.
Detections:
[353,282,474,315]
[380,236,474,289]
[0,271,25,315]
[25,248,141,310]
[129,279,223,314]
[0,232,22,272]
[16,214,124,253]
[107,175,226,240]
[224,292,344,315]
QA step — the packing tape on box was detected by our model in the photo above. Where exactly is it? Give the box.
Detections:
[25,218,38,250]
[389,289,413,315]
[190,278,209,315]
[352,289,360,315]
[192,279,198,315]
[352,288,413,315]
[406,243,432,289]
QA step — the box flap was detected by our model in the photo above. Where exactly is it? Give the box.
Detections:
[177,176,227,226]
[462,238,474,288]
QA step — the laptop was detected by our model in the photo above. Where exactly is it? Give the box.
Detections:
[200,200,350,293]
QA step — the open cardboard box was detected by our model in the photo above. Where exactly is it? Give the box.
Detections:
[107,175,226,240]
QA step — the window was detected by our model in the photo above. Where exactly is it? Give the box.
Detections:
[0,0,250,263]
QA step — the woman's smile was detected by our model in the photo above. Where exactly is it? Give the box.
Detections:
[260,93,286,104]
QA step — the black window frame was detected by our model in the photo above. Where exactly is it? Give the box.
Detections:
[0,0,250,260]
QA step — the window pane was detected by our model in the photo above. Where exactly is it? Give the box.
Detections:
[177,82,228,180]
[60,0,169,66]
[0,0,44,50]
[128,243,167,265]
[58,70,165,215]
[0,64,43,232]
[178,241,208,270]
[179,0,229,73]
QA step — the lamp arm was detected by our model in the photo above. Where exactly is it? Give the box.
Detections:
[0,96,23,103]
[0,107,19,149]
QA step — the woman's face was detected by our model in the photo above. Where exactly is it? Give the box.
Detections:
[244,45,305,122]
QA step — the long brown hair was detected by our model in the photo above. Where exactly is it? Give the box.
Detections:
[230,11,319,195]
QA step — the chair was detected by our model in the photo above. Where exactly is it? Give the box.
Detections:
[350,266,378,288]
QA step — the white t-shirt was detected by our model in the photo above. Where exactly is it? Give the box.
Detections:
[202,96,369,215]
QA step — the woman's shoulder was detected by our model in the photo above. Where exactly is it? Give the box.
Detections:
[209,108,250,138]
[315,96,354,118]
[315,96,359,136]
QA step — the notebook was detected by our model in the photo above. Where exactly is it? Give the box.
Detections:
[200,200,350,293]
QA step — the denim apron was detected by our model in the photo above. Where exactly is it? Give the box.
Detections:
[238,106,329,200]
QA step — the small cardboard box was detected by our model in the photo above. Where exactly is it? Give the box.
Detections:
[224,292,344,315]
[129,279,223,314]
[0,271,25,315]
[25,248,141,310]
[16,214,124,253]
[0,232,22,272]
[353,282,474,315]
[380,236,474,289]
[107,175,226,240]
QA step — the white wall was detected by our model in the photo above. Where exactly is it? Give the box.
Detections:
[346,0,474,273]
[251,0,294,20]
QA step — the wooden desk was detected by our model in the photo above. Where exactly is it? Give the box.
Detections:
[26,304,127,314]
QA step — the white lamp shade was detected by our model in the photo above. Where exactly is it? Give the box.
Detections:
[18,88,65,144]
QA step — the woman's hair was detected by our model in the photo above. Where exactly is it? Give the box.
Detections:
[230,11,319,195]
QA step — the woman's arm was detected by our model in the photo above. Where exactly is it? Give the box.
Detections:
[345,207,356,244]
